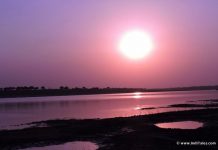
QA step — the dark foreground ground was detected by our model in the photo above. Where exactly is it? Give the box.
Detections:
[0,101,218,150]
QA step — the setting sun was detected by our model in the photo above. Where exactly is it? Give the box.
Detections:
[1,1,218,149]
[119,30,153,60]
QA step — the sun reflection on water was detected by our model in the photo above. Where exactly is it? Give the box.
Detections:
[133,92,142,99]
[134,106,141,110]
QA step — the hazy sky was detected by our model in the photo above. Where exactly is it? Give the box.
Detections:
[1,0,218,88]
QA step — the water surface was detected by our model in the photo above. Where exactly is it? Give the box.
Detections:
[21,141,98,150]
[155,121,203,129]
[0,90,217,130]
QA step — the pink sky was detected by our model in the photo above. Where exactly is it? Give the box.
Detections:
[0,0,218,88]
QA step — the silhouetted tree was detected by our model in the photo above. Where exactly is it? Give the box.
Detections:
[4,87,15,91]
[60,86,69,90]
[34,87,39,90]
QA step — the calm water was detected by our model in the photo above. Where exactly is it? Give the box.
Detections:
[155,121,203,129]
[21,141,98,150]
[0,90,218,130]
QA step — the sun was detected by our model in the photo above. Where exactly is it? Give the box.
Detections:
[119,30,153,60]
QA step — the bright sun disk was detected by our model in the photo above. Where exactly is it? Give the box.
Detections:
[119,30,153,60]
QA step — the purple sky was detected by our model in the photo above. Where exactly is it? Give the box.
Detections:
[0,0,218,88]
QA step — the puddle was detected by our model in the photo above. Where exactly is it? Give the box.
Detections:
[155,121,203,129]
[21,141,99,150]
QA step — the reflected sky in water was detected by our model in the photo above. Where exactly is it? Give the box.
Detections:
[22,141,98,150]
[0,90,218,130]
[156,121,203,129]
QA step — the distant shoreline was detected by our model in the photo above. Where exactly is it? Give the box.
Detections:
[0,85,217,99]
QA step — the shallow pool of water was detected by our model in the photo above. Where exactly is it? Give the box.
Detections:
[21,141,99,150]
[155,121,203,129]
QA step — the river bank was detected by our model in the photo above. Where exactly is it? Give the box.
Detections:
[0,102,217,149]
